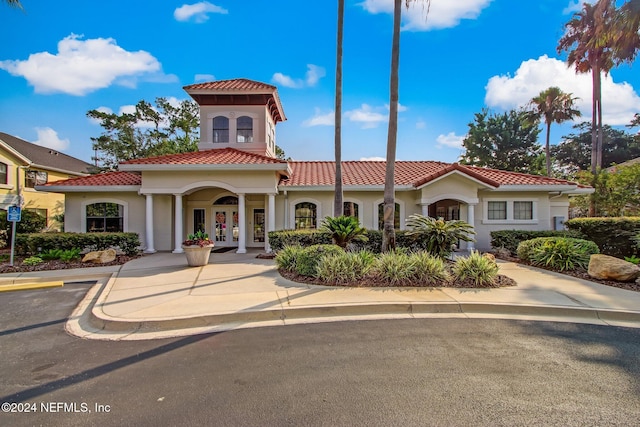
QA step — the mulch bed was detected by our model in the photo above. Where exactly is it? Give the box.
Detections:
[0,255,140,274]
[495,254,640,293]
[278,269,517,289]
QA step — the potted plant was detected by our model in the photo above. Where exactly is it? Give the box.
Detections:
[181,231,215,267]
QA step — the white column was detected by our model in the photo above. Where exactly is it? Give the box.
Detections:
[467,203,476,251]
[266,193,276,252]
[236,193,247,254]
[172,194,184,253]
[144,194,156,253]
[421,203,429,217]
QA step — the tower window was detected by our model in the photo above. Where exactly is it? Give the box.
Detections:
[213,116,229,143]
[237,116,253,143]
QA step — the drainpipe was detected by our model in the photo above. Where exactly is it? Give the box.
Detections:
[283,190,288,229]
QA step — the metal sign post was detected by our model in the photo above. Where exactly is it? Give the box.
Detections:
[8,205,21,267]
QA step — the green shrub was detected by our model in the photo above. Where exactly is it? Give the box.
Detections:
[22,256,44,266]
[274,245,303,272]
[59,248,81,262]
[517,237,599,265]
[320,216,368,249]
[527,238,599,271]
[410,251,451,285]
[295,244,344,277]
[14,232,140,256]
[315,250,376,284]
[624,255,639,265]
[0,209,47,235]
[405,214,475,259]
[374,251,416,286]
[564,217,640,258]
[40,248,64,261]
[452,251,499,287]
[490,229,585,255]
[268,230,333,252]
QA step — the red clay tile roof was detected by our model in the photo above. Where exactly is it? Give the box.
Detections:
[42,156,584,190]
[43,171,141,187]
[280,161,581,188]
[120,148,288,166]
[183,78,277,92]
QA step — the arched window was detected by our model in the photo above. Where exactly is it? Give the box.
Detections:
[237,116,253,143]
[377,203,400,230]
[295,202,317,229]
[213,116,229,143]
[86,202,123,232]
[213,195,238,205]
[343,201,359,219]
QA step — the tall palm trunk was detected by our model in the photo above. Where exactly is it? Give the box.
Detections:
[382,0,402,252]
[544,121,552,176]
[333,0,344,216]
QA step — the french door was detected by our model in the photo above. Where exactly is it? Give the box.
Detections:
[212,207,239,247]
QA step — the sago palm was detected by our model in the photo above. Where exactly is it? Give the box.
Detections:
[405,214,475,259]
[320,215,368,249]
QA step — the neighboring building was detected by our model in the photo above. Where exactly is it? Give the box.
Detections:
[40,79,592,252]
[0,132,93,230]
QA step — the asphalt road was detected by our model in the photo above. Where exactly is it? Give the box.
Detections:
[1,284,639,426]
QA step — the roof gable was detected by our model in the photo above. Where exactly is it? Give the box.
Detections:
[0,132,93,175]
[119,147,289,169]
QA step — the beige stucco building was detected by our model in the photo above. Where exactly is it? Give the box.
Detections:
[41,79,592,252]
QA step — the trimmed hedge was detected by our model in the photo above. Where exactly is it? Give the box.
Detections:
[15,232,140,256]
[269,229,449,254]
[490,229,584,255]
[564,217,640,258]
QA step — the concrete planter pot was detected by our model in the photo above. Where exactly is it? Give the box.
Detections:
[181,244,214,267]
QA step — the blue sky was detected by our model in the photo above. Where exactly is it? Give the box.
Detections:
[1,0,639,165]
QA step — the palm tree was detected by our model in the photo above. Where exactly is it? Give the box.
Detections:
[382,0,431,252]
[528,87,581,176]
[557,0,616,175]
[333,0,345,217]
[3,0,22,8]
[612,0,640,65]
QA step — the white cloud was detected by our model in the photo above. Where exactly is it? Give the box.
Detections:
[303,109,335,127]
[272,64,326,89]
[0,34,169,96]
[174,2,228,23]
[345,104,388,129]
[360,0,493,31]
[385,102,408,112]
[416,119,426,129]
[33,127,70,151]
[485,55,640,125]
[195,73,215,82]
[436,132,465,149]
[272,72,301,88]
[360,156,386,161]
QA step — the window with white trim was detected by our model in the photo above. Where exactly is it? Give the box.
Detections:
[0,162,7,185]
[236,116,253,143]
[343,201,359,219]
[513,201,533,220]
[295,202,317,229]
[487,201,507,220]
[25,170,47,188]
[86,202,123,232]
[378,203,400,230]
[213,116,229,143]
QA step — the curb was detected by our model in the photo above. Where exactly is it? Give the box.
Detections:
[0,281,64,293]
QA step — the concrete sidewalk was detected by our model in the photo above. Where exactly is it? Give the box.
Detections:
[2,250,640,340]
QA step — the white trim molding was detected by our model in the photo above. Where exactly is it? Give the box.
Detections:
[80,198,129,233]
[482,198,538,225]
[373,198,406,230]
[289,197,322,229]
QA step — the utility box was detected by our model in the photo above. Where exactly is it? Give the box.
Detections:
[553,216,565,230]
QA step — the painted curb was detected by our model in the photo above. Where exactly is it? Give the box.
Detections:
[0,281,64,292]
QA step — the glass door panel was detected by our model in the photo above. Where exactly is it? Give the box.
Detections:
[253,209,265,243]
[215,211,227,243]
[232,211,239,242]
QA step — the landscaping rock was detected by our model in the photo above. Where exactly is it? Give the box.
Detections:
[483,253,496,263]
[82,249,117,264]
[588,254,640,282]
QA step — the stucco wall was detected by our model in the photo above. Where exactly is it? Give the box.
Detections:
[140,170,280,194]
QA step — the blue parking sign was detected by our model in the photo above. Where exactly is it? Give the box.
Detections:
[8,205,21,222]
